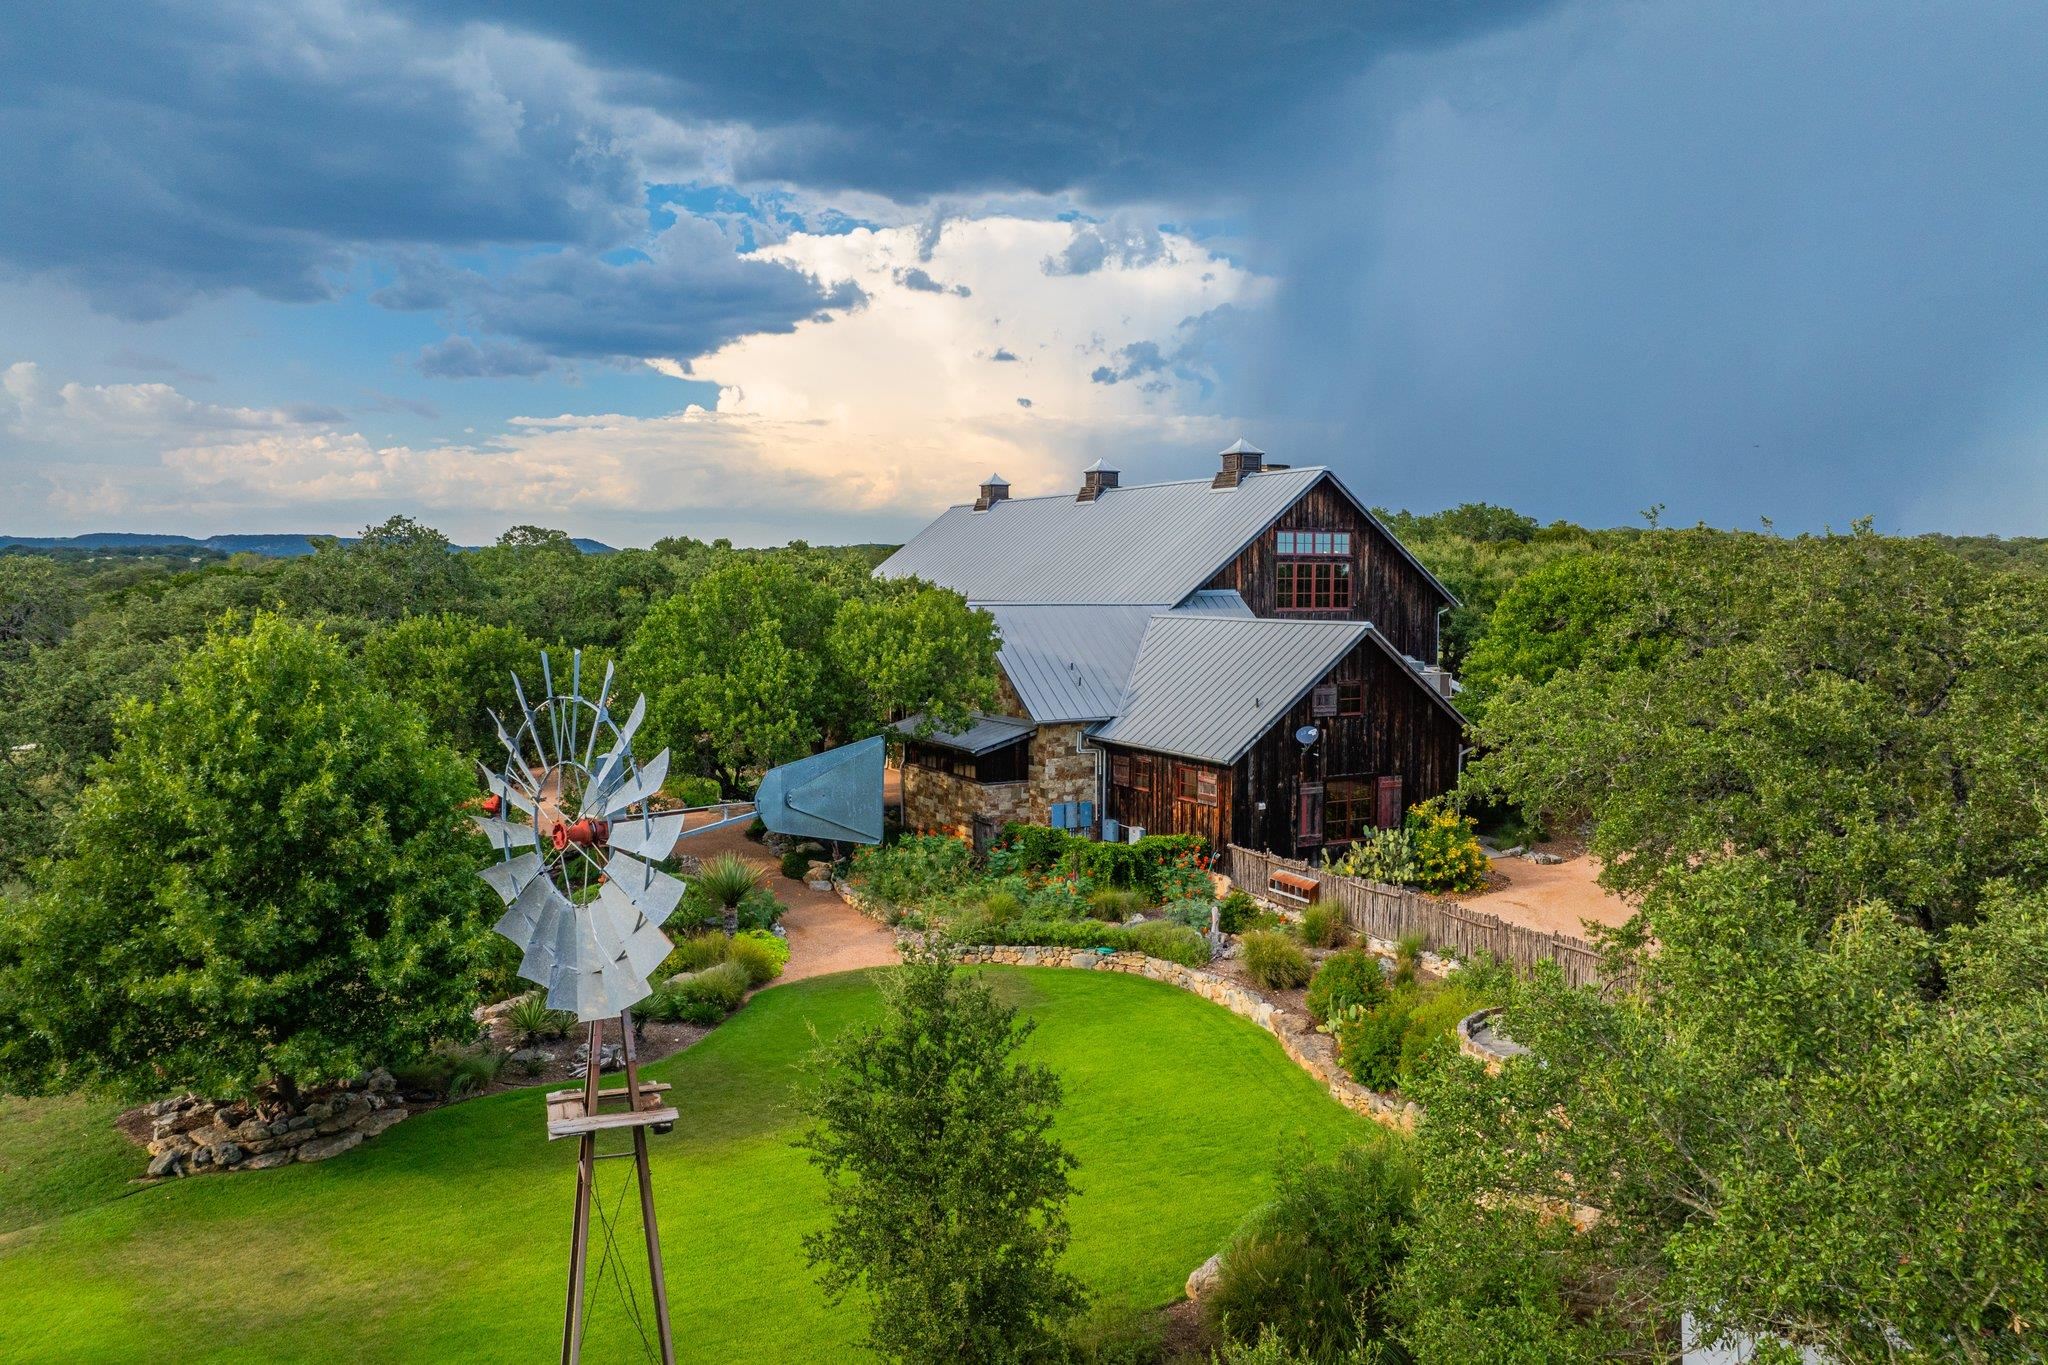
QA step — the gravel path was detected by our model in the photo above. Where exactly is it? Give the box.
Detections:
[672,807,899,984]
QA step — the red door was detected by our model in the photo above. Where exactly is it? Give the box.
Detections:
[1298,781,1324,847]
[1374,776,1403,830]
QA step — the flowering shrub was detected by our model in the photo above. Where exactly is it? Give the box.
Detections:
[849,834,974,910]
[1322,800,1487,895]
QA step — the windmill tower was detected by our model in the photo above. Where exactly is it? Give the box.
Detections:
[474,652,753,1365]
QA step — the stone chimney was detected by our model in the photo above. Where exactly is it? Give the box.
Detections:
[1212,438,1266,489]
[1077,459,1119,502]
[973,474,1010,512]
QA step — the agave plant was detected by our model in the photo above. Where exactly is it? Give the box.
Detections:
[695,851,765,937]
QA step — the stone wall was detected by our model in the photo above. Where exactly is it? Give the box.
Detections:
[141,1071,408,1177]
[900,721,1100,840]
[953,943,1417,1131]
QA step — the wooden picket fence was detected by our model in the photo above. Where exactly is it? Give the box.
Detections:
[1223,845,1609,989]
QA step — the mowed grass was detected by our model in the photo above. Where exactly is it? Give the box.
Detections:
[0,967,1377,1362]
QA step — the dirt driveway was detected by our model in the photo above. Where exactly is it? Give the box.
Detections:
[1460,844,1635,939]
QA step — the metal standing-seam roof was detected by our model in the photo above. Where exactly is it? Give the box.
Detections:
[889,712,1037,755]
[1093,615,1460,765]
[876,467,1328,604]
[1172,589,1255,617]
[982,603,1161,722]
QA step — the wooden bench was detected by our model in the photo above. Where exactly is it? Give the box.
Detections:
[1268,870,1321,905]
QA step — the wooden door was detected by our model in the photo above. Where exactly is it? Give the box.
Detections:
[1298,781,1324,847]
[1374,775,1403,830]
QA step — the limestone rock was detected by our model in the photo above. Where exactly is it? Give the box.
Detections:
[358,1108,409,1139]
[297,1130,364,1163]
[242,1150,294,1171]
[146,1149,186,1179]
[216,1142,246,1168]
[1186,1254,1223,1301]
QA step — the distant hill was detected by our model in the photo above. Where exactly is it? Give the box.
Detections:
[0,532,617,557]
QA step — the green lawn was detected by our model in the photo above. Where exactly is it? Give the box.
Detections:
[0,967,1377,1362]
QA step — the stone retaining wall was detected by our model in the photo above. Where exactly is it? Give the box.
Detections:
[954,943,1417,1132]
[141,1070,408,1178]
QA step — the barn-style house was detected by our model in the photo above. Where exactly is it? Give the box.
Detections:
[874,442,1466,859]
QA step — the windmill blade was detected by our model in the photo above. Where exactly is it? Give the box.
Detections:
[590,894,672,981]
[579,661,616,772]
[470,814,539,851]
[494,877,578,991]
[603,851,686,926]
[478,850,545,905]
[479,765,538,818]
[606,810,686,860]
[586,694,647,800]
[589,748,669,820]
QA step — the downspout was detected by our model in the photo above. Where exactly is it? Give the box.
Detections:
[1080,727,1106,834]
[1435,603,1450,667]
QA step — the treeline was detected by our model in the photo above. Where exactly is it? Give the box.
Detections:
[0,516,999,883]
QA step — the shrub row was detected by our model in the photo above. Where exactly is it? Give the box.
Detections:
[950,916,1213,968]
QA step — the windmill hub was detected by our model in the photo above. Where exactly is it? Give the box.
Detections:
[550,817,610,852]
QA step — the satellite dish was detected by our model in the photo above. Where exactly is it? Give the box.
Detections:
[474,650,684,1023]
[1294,725,1320,747]
[755,735,886,845]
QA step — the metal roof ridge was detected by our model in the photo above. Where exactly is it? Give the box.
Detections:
[935,464,1324,509]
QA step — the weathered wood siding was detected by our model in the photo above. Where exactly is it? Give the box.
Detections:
[1234,634,1460,857]
[1099,749,1233,852]
[1225,845,1609,988]
[1201,473,1447,662]
[1101,633,1460,858]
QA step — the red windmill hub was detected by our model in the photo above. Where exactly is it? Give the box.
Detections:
[550,817,610,852]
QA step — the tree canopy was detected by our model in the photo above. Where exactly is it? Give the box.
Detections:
[0,614,494,1103]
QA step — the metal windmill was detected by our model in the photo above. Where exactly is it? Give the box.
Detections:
[473,650,750,1365]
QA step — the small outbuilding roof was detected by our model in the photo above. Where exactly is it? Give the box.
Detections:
[889,712,1037,755]
[983,603,1160,723]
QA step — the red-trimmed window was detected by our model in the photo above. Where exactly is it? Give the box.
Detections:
[1174,766,1219,808]
[1275,528,1353,612]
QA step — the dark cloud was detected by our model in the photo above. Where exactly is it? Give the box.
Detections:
[415,337,553,380]
[896,267,970,297]
[1043,219,1169,276]
[1237,2,2048,531]
[0,0,645,318]
[1016,397,1033,408]
[379,218,865,362]
[990,348,1020,362]
[401,0,1556,201]
[1090,341,1168,385]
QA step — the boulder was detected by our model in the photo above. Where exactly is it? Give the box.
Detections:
[358,1109,409,1139]
[1185,1254,1223,1301]
[297,1131,365,1163]
[241,1151,294,1171]
[215,1142,246,1168]
[1525,850,1564,866]
[364,1068,397,1094]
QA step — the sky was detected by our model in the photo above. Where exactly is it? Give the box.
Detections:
[3,0,2046,546]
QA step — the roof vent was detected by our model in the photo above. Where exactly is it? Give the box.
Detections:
[1077,458,1119,503]
[974,473,1010,512]
[1213,438,1265,489]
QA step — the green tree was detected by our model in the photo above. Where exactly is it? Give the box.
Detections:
[797,949,1086,1364]
[1401,860,2048,1363]
[624,558,998,788]
[0,613,493,1105]
[1467,530,2048,930]
[0,557,82,662]
[828,578,1000,737]
[360,612,546,762]
[1457,551,1641,713]
[279,514,475,622]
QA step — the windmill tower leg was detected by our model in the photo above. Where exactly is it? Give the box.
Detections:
[561,1020,603,1365]
[619,1011,676,1365]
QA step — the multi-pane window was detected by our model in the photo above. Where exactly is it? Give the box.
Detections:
[1174,766,1219,808]
[1276,560,1351,611]
[1131,756,1154,793]
[1275,530,1351,556]
[1111,755,1131,786]
[1275,528,1353,612]
[1336,680,1363,716]
[1325,778,1371,843]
